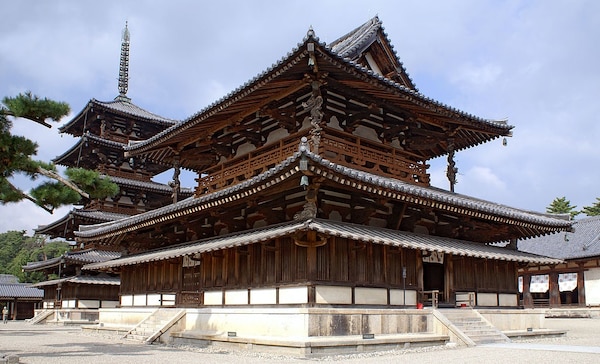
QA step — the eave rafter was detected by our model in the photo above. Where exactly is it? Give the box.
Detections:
[173,78,313,155]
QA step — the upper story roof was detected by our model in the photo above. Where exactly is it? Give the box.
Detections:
[59,97,177,137]
[123,18,512,173]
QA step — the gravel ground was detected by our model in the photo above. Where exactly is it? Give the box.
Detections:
[1,318,599,363]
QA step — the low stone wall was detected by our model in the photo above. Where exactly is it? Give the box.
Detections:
[183,307,431,338]
[478,309,545,330]
[97,307,155,327]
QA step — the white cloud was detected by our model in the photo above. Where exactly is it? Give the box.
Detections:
[2,0,600,234]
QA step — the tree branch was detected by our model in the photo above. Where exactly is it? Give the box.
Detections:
[0,109,52,128]
[7,180,53,213]
[37,167,90,198]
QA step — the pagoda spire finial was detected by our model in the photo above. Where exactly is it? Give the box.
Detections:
[117,21,130,98]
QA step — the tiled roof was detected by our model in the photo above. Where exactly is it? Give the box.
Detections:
[22,249,120,272]
[300,145,570,229]
[59,98,177,134]
[519,216,600,260]
[92,97,178,125]
[83,218,561,271]
[73,210,129,222]
[0,284,43,299]
[31,275,120,287]
[330,16,382,58]
[53,133,125,165]
[108,175,193,195]
[75,145,572,241]
[35,208,128,235]
[124,24,511,159]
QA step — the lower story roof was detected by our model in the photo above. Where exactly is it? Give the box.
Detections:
[83,218,562,271]
[31,275,120,287]
[0,284,43,299]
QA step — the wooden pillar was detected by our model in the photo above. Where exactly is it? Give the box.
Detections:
[307,246,317,281]
[445,254,454,304]
[416,251,424,302]
[577,265,586,307]
[548,271,561,307]
[522,274,534,308]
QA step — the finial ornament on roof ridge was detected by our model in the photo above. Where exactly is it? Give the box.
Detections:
[117,21,130,99]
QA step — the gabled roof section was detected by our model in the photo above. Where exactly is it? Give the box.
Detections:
[329,16,416,90]
[519,216,600,260]
[59,97,177,137]
[75,144,572,243]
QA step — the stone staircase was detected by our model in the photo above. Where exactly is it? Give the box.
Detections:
[123,308,186,344]
[27,310,54,325]
[440,309,510,345]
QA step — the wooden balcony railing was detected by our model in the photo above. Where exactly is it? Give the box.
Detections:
[195,132,306,195]
[319,127,429,185]
[195,128,430,195]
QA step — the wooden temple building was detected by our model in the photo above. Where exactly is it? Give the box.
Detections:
[66,18,575,351]
[518,216,600,308]
[26,24,191,316]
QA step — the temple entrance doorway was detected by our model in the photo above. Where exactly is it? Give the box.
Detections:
[423,257,445,306]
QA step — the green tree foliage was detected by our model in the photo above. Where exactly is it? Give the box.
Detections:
[546,196,579,219]
[582,197,600,216]
[0,231,69,283]
[1,92,118,212]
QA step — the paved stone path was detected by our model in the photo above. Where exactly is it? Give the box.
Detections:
[0,317,599,363]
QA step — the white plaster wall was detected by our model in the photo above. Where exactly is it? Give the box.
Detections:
[390,289,417,305]
[278,286,308,304]
[133,295,147,306]
[225,289,248,305]
[355,287,387,305]
[477,293,498,306]
[121,295,133,306]
[204,291,223,305]
[585,268,600,306]
[162,294,176,306]
[315,286,352,304]
[78,300,100,309]
[498,293,518,307]
[62,300,76,308]
[147,294,161,306]
[250,288,277,304]
[266,127,289,144]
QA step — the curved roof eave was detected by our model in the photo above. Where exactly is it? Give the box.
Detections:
[125,31,511,159]
[82,218,563,271]
[75,144,571,242]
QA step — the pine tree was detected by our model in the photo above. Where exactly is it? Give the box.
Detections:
[546,196,579,219]
[582,197,600,216]
[1,92,118,212]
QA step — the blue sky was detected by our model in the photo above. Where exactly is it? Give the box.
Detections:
[1,0,599,234]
